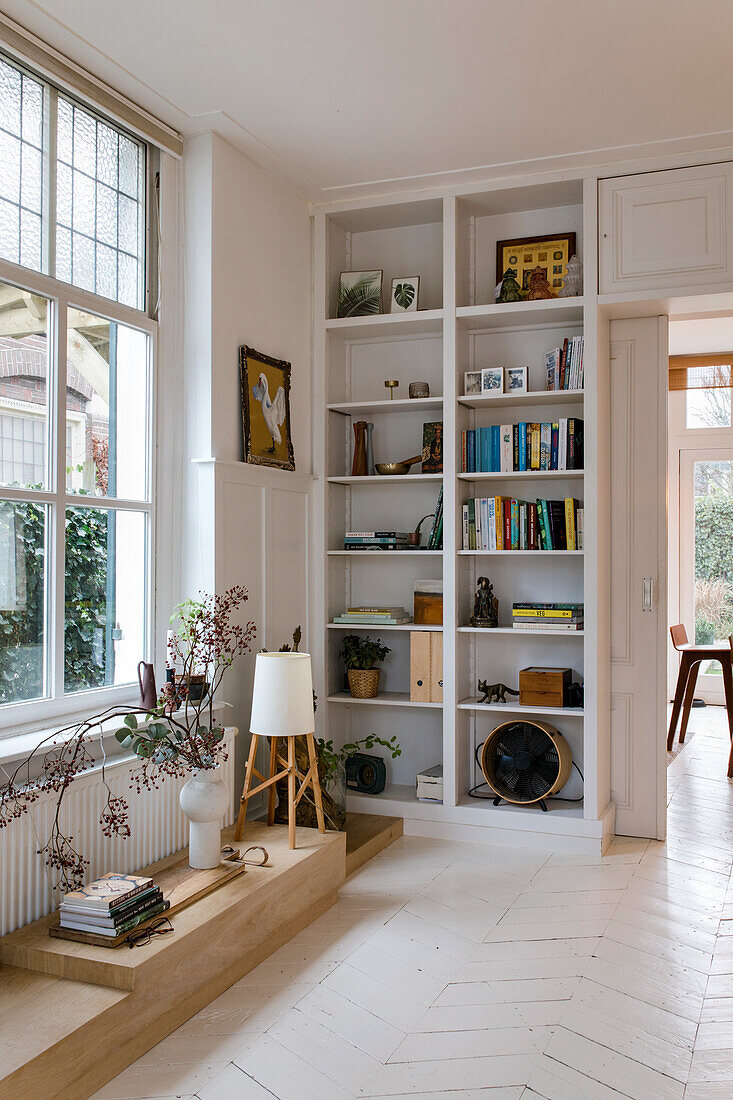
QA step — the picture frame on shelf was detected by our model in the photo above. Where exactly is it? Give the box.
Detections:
[481,367,504,393]
[464,370,482,396]
[337,270,383,318]
[390,275,420,313]
[495,233,576,298]
[421,421,443,473]
[239,345,295,471]
[505,366,528,393]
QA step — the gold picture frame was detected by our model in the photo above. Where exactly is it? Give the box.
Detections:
[240,345,295,471]
[496,233,576,296]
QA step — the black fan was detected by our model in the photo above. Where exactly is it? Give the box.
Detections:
[480,720,572,811]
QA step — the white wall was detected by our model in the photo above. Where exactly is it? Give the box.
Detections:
[180,133,314,799]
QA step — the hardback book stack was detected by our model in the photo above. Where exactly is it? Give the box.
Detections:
[512,603,584,631]
[59,872,168,937]
[461,418,583,473]
[344,531,409,551]
[545,336,584,390]
[334,606,411,625]
[462,496,584,551]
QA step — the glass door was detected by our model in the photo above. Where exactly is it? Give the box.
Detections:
[679,448,733,703]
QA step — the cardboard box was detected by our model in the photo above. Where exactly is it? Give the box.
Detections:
[519,666,572,708]
[410,631,443,703]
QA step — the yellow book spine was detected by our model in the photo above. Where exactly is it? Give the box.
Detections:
[565,497,576,551]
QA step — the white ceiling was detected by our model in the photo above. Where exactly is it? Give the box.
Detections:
[3,0,733,204]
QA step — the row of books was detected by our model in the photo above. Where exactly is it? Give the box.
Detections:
[60,871,169,937]
[462,496,584,551]
[512,602,584,631]
[545,336,584,390]
[461,418,583,473]
[334,605,411,625]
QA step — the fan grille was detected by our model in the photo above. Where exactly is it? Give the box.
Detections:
[481,720,571,804]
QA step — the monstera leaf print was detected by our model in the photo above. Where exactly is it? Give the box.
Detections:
[393,282,415,309]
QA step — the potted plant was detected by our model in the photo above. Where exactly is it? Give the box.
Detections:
[338,634,391,698]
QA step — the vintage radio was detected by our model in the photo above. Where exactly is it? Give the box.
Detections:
[519,666,572,708]
[345,752,386,795]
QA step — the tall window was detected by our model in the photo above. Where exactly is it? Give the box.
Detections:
[0,50,154,724]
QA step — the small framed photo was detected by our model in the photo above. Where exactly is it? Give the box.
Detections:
[481,367,504,393]
[505,366,528,393]
[464,370,482,395]
[337,270,383,318]
[390,275,420,313]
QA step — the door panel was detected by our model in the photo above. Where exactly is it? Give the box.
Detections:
[610,317,668,838]
[599,164,733,294]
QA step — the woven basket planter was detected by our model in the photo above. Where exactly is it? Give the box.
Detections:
[347,668,380,698]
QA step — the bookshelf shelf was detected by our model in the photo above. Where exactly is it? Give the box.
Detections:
[328,474,443,484]
[327,622,442,631]
[328,692,442,709]
[328,549,443,557]
[458,389,584,410]
[325,309,444,339]
[457,698,584,718]
[457,626,584,637]
[328,397,443,416]
[456,297,584,332]
[458,470,583,481]
[458,549,583,556]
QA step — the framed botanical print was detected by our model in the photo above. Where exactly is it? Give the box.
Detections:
[240,345,295,471]
[496,233,576,296]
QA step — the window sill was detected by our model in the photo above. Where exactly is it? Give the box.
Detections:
[0,699,232,770]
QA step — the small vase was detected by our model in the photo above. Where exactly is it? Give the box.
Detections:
[352,421,368,476]
[179,767,229,869]
[365,422,375,476]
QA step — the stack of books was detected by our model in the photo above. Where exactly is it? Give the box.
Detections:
[344,531,409,551]
[545,336,584,390]
[462,496,583,551]
[512,603,584,631]
[334,606,411,625]
[461,418,583,473]
[59,872,168,938]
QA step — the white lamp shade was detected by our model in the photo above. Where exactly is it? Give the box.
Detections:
[249,651,315,736]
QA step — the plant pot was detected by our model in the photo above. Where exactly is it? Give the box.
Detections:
[177,674,209,703]
[347,668,380,698]
[179,767,229,868]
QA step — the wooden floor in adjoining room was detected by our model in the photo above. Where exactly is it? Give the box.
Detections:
[93,706,733,1099]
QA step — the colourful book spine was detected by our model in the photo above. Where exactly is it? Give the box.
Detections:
[530,424,540,470]
[528,503,537,550]
[510,499,519,550]
[487,496,496,550]
[550,423,559,470]
[518,422,527,472]
[467,429,475,473]
[468,498,476,550]
[540,499,554,549]
[462,503,469,549]
[540,424,551,470]
[500,425,513,472]
[503,499,512,549]
[491,425,500,471]
[512,425,519,472]
[565,497,576,550]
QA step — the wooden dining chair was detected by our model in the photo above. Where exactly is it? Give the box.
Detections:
[667,625,733,772]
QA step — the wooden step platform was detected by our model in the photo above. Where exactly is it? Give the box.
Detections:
[345,811,403,875]
[0,813,401,1100]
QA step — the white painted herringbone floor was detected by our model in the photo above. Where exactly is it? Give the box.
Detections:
[92,707,733,1100]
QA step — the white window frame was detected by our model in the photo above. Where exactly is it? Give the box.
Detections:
[0,252,157,733]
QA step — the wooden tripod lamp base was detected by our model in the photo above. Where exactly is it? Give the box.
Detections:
[234,652,325,850]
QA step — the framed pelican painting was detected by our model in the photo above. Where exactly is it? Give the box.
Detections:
[239,345,295,471]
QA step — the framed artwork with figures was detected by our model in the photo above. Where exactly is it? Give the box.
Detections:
[496,233,576,296]
[240,345,295,471]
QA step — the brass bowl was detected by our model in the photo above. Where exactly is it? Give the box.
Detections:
[376,461,411,475]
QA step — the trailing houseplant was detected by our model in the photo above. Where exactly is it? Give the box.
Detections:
[0,586,256,890]
[338,634,391,698]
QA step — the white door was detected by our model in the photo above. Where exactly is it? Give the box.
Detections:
[610,317,668,839]
[679,447,733,704]
[599,163,733,294]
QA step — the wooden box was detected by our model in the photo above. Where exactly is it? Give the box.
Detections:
[519,666,571,708]
[414,582,443,625]
[410,631,443,703]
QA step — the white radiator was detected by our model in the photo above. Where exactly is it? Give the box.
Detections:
[0,727,236,936]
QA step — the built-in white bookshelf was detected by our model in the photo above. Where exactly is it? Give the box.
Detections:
[313,180,603,852]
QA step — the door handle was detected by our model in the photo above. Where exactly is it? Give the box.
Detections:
[642,577,654,612]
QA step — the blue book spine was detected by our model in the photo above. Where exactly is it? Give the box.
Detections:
[490,425,500,472]
[467,430,475,472]
[550,423,559,470]
[480,427,490,473]
[518,423,527,472]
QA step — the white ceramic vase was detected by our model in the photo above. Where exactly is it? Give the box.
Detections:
[179,767,229,869]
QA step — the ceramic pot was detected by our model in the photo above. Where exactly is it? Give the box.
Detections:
[179,767,229,868]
